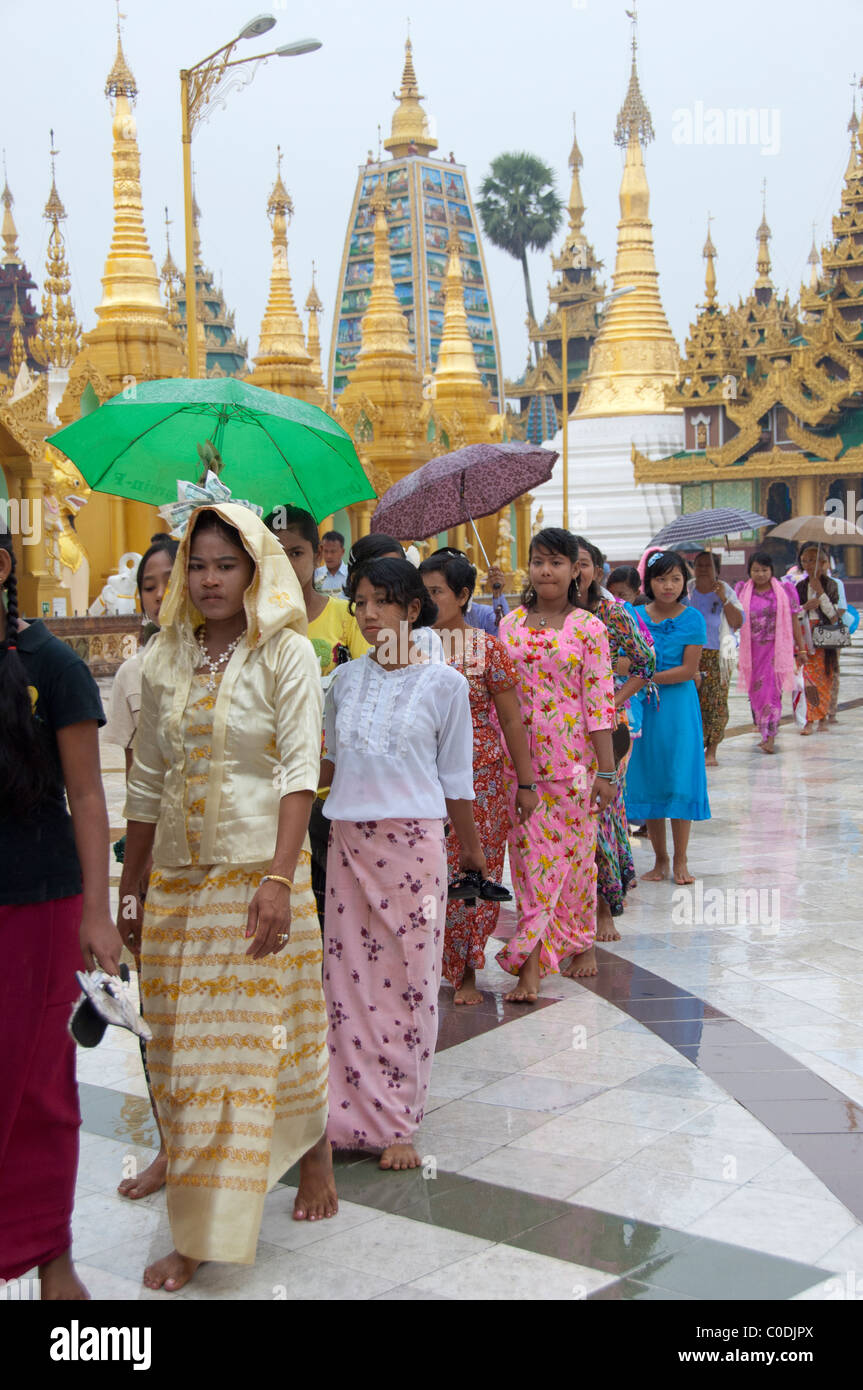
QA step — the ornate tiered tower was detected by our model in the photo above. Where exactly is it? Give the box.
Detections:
[174,195,248,378]
[633,93,863,578]
[329,38,502,407]
[305,268,325,389]
[728,191,800,384]
[506,119,606,441]
[531,17,683,559]
[0,172,39,385]
[61,33,186,418]
[30,145,82,374]
[246,153,326,405]
[335,185,430,535]
[664,221,743,441]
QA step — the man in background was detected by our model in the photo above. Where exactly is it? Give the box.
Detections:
[314,531,348,594]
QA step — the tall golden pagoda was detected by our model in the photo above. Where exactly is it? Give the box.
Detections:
[574,34,680,418]
[160,208,183,333]
[305,267,325,389]
[30,142,82,370]
[246,152,326,406]
[506,117,606,440]
[9,286,25,379]
[335,186,429,534]
[61,31,186,417]
[800,94,863,341]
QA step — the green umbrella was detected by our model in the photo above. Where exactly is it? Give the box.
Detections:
[49,378,376,520]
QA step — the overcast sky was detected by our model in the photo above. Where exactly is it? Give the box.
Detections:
[3,0,861,389]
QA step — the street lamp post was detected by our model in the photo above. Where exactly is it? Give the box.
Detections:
[559,285,635,530]
[180,17,321,378]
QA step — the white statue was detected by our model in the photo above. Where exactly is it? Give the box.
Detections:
[88,551,141,617]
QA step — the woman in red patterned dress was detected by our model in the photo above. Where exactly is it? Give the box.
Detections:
[419,553,538,1004]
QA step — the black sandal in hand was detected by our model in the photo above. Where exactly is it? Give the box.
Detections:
[447,871,512,906]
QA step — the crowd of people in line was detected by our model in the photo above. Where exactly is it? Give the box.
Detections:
[0,503,852,1298]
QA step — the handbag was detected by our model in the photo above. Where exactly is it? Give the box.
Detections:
[612,720,631,767]
[812,622,850,649]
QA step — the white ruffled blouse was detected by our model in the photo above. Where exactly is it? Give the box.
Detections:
[323,652,474,821]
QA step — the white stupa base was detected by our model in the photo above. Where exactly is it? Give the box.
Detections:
[534,412,684,564]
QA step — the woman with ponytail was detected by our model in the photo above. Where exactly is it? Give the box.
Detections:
[0,525,121,1298]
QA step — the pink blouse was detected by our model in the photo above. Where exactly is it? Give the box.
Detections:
[497,607,616,782]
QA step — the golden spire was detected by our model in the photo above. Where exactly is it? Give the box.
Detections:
[304,262,324,384]
[161,207,183,330]
[30,135,81,368]
[1,160,21,267]
[9,284,25,377]
[565,115,587,246]
[614,9,655,148]
[846,79,860,180]
[703,214,717,308]
[755,180,772,294]
[808,223,820,291]
[356,187,415,361]
[253,147,309,366]
[94,33,177,326]
[383,37,438,158]
[575,19,679,419]
[433,230,481,384]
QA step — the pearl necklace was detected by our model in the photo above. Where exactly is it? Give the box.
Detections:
[196,628,242,692]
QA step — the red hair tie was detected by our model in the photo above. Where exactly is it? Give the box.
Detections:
[6,640,17,651]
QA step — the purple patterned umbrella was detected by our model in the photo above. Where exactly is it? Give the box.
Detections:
[369,441,558,547]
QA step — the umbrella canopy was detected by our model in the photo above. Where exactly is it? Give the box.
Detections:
[649,507,771,549]
[369,441,558,541]
[766,514,863,545]
[48,378,376,521]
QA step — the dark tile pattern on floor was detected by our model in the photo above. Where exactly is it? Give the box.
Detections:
[583,948,863,1222]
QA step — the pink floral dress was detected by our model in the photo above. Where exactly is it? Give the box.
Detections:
[495,608,615,977]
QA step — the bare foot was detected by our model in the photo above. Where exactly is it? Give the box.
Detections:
[143,1249,201,1292]
[504,955,541,1003]
[293,1134,338,1221]
[641,859,670,882]
[801,722,818,736]
[596,897,620,942]
[705,751,719,768]
[39,1249,90,1300]
[561,946,598,978]
[758,739,776,754]
[454,966,483,1005]
[673,860,695,885]
[118,1150,167,1200]
[379,1143,421,1171]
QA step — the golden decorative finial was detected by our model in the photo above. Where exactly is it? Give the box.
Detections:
[615,6,654,147]
[105,8,138,101]
[30,139,81,368]
[305,260,323,313]
[755,180,772,292]
[384,35,438,157]
[9,283,26,377]
[377,124,382,162]
[703,213,717,308]
[268,145,293,223]
[304,262,325,390]
[807,221,820,290]
[1,154,21,267]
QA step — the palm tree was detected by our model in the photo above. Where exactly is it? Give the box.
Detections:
[478,153,563,366]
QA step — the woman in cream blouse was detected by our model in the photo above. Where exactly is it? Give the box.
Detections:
[119,502,335,1292]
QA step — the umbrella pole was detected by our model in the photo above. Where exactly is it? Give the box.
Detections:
[467,513,492,569]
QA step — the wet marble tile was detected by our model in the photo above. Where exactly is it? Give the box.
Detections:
[294,1211,490,1283]
[511,1114,666,1163]
[571,1164,731,1228]
[687,1186,858,1263]
[459,1147,613,1201]
[409,1244,614,1300]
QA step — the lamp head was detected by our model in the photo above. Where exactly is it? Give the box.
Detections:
[275,38,322,56]
[238,14,277,40]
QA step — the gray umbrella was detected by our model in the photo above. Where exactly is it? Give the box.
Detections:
[649,507,771,548]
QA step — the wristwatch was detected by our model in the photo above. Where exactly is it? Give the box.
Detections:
[518,782,537,792]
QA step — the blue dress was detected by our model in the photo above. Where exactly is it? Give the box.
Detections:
[624,606,711,822]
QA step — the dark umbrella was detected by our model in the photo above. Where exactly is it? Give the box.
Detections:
[369,441,558,558]
[649,507,771,549]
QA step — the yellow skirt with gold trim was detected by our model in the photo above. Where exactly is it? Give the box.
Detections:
[140,851,327,1264]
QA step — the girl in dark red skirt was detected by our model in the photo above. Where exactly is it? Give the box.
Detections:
[0,525,121,1298]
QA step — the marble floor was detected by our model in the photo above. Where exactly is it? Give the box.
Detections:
[36,645,863,1299]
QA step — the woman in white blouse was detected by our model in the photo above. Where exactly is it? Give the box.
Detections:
[320,557,485,1172]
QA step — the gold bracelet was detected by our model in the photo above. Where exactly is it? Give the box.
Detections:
[261,874,294,891]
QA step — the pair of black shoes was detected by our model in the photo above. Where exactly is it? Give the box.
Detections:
[447,871,512,907]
